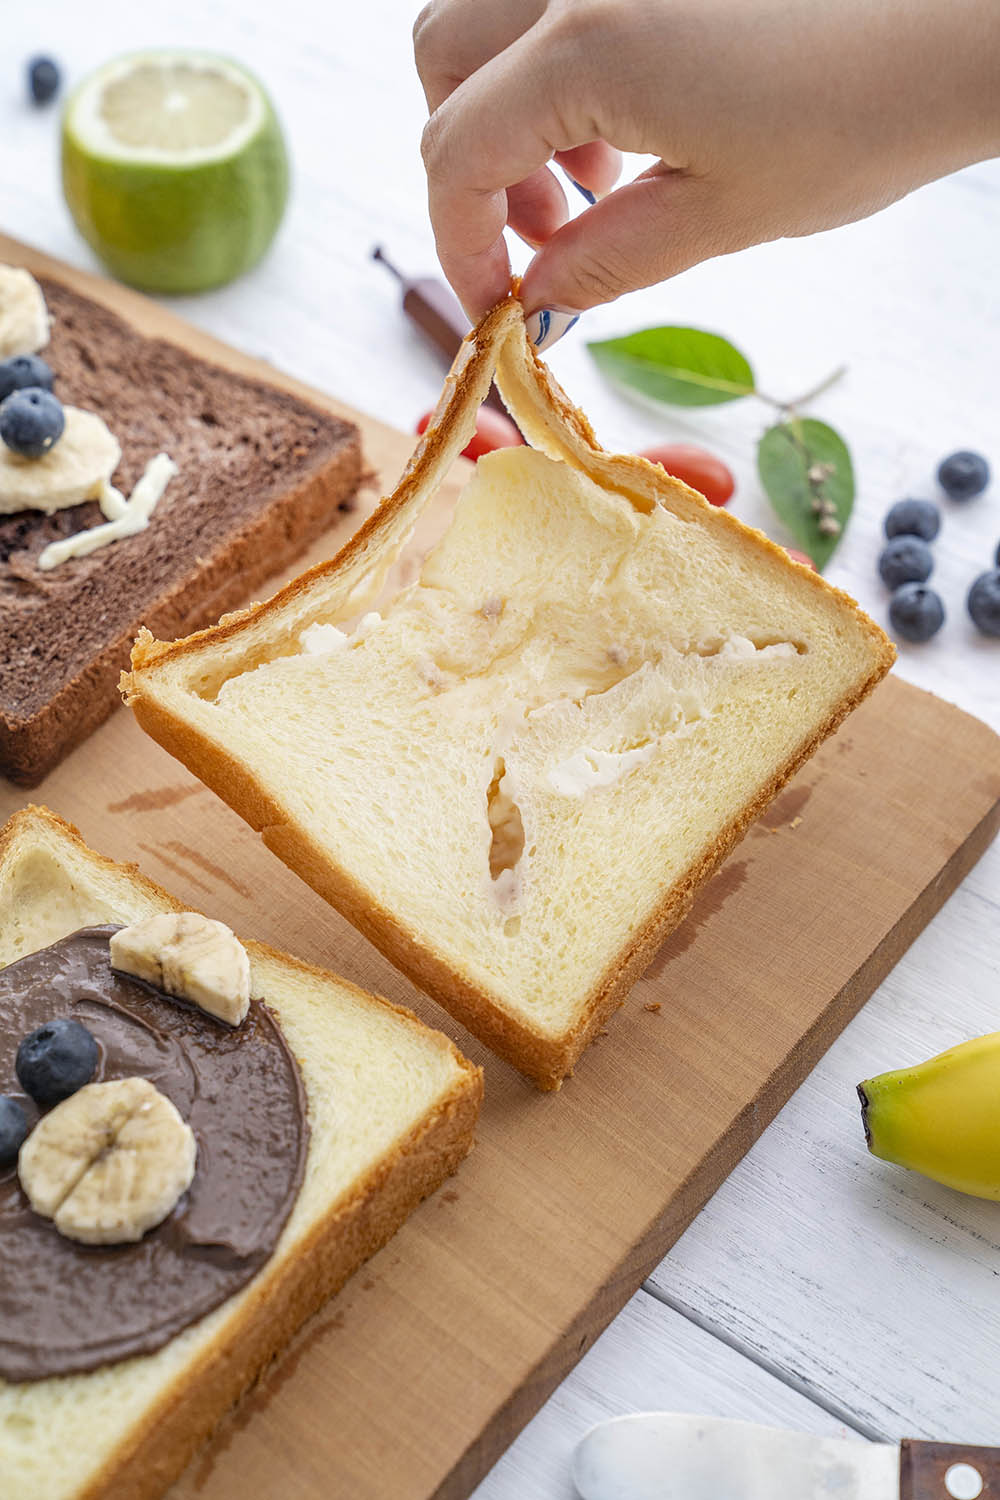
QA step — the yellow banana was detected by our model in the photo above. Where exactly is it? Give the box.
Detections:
[859,1031,1000,1200]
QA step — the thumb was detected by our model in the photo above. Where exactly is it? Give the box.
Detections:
[520,166,742,341]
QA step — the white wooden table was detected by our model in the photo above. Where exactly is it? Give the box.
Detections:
[3,4,999,1495]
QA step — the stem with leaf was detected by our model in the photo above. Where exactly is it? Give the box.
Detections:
[587,325,855,569]
[756,364,848,416]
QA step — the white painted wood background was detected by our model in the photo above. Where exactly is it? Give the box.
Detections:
[2,3,999,1495]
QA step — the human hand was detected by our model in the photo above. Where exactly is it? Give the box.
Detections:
[414,0,999,343]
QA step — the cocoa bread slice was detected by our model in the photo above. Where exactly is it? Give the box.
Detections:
[0,276,361,787]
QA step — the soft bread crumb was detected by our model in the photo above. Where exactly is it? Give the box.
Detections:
[123,293,893,1087]
[153,445,880,1044]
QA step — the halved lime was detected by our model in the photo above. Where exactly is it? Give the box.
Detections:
[61,51,289,294]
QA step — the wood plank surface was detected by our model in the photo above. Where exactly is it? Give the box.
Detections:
[438,1288,860,1500]
[649,836,1000,1444]
[1,238,999,1499]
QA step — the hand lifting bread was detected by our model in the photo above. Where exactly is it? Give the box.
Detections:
[123,294,895,1089]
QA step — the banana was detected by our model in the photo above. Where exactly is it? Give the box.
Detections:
[859,1030,1000,1200]
[0,265,49,358]
[110,912,251,1026]
[18,1077,196,1244]
[0,407,120,515]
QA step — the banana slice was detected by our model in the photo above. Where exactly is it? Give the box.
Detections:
[0,265,50,358]
[0,407,120,515]
[110,912,251,1026]
[18,1077,196,1245]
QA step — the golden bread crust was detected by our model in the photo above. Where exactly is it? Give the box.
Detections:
[73,1078,481,1500]
[125,297,523,678]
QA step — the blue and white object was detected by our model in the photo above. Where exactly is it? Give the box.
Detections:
[523,307,580,354]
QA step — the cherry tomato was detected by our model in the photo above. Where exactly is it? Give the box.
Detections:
[784,547,817,571]
[639,442,735,507]
[415,405,523,462]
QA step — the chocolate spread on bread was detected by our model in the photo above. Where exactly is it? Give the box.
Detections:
[0,276,362,787]
[0,927,308,1382]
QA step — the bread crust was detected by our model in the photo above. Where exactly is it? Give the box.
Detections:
[123,293,895,1090]
[125,653,887,1090]
[0,805,483,1500]
[125,297,522,677]
[74,1077,481,1500]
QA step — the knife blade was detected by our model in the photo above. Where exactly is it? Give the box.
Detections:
[571,1413,1000,1499]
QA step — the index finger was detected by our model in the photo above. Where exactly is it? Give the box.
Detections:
[421,26,597,318]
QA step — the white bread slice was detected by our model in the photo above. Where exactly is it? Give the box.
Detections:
[0,805,481,1500]
[123,295,895,1090]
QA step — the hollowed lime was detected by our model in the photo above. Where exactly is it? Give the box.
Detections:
[62,51,289,294]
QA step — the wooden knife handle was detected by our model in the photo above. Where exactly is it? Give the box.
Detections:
[402,280,511,419]
[900,1440,1000,1497]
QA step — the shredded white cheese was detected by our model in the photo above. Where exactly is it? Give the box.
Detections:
[97,479,129,521]
[38,453,177,570]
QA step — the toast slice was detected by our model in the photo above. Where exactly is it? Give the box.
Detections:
[123,296,895,1089]
[1,271,361,787]
[0,805,481,1500]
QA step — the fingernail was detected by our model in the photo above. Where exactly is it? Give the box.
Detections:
[524,309,581,353]
[568,177,597,205]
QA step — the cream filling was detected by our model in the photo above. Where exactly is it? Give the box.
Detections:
[299,612,383,655]
[547,742,658,797]
[715,634,799,661]
[300,622,349,655]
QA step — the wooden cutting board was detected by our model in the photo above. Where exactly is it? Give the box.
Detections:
[2,237,1000,1500]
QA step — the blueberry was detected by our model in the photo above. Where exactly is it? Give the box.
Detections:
[0,1096,29,1169]
[0,354,54,404]
[878,535,934,589]
[889,583,945,643]
[27,56,61,107]
[967,570,1000,637]
[938,450,990,501]
[0,388,65,459]
[883,499,940,542]
[16,1019,98,1107]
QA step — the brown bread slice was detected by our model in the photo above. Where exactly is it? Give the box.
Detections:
[0,276,361,787]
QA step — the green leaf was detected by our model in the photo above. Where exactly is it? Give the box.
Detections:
[587,326,756,407]
[757,418,855,570]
